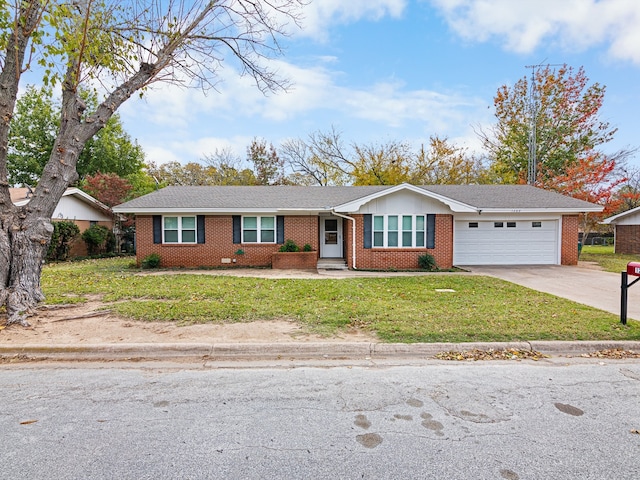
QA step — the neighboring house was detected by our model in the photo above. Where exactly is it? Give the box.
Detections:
[10,187,114,257]
[113,183,602,269]
[602,206,640,254]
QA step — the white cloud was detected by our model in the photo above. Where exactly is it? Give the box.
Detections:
[299,0,407,40]
[429,0,640,64]
[121,61,486,164]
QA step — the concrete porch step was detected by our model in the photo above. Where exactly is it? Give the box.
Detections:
[317,258,348,270]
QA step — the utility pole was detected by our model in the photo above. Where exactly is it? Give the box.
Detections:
[525,63,562,185]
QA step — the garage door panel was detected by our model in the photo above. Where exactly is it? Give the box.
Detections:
[454,220,558,265]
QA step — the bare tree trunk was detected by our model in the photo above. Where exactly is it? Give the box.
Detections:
[3,217,51,325]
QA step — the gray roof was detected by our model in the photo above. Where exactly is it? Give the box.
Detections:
[113,184,601,213]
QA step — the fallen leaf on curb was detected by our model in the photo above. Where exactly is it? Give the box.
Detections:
[434,348,547,361]
[578,349,640,359]
[20,420,38,425]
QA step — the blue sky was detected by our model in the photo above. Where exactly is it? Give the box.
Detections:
[118,0,640,170]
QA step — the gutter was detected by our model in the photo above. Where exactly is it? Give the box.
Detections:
[331,211,357,270]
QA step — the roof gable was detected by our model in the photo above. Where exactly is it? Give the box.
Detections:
[602,205,640,225]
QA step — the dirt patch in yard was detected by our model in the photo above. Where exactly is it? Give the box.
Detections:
[0,298,376,345]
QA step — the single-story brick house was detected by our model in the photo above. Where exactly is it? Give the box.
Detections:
[10,187,114,257]
[602,206,640,254]
[113,183,602,269]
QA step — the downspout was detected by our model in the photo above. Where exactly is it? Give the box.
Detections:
[331,211,357,270]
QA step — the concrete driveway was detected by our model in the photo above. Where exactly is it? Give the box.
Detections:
[467,264,640,321]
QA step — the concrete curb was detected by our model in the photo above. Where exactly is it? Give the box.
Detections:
[1,341,639,362]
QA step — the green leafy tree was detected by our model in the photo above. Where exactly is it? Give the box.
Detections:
[0,0,304,326]
[8,85,145,186]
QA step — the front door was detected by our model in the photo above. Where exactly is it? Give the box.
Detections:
[320,217,343,258]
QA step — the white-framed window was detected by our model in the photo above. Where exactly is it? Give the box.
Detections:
[243,216,275,243]
[163,216,196,244]
[373,215,426,248]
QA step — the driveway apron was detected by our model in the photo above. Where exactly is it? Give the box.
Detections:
[467,265,640,321]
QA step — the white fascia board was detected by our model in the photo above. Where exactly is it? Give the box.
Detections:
[113,207,284,215]
[478,206,604,214]
[13,187,111,213]
[601,205,640,224]
[64,188,112,212]
[333,183,477,213]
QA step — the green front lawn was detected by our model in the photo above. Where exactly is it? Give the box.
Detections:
[580,245,640,273]
[41,258,640,343]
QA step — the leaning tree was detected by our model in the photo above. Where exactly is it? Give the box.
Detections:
[0,0,304,326]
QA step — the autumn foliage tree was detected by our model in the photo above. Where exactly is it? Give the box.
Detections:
[82,172,132,208]
[538,153,626,238]
[480,65,630,185]
[0,0,304,326]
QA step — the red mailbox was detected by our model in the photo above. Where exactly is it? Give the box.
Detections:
[627,262,640,277]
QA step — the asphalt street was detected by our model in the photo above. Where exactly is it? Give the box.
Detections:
[2,360,640,480]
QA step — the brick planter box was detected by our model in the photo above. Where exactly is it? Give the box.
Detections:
[271,251,318,270]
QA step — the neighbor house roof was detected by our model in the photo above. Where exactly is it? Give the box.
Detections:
[10,187,112,213]
[601,205,640,224]
[113,183,602,214]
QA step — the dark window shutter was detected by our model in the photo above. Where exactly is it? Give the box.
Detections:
[276,216,285,244]
[363,214,372,249]
[197,215,205,244]
[426,214,436,249]
[232,215,241,244]
[153,215,162,244]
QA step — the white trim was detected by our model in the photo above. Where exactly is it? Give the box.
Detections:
[602,205,640,224]
[371,214,426,248]
[320,215,343,258]
[241,215,276,244]
[162,215,197,244]
[331,211,356,269]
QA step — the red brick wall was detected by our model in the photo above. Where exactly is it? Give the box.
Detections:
[135,215,319,268]
[272,252,318,269]
[561,215,579,265]
[615,225,640,254]
[345,214,454,270]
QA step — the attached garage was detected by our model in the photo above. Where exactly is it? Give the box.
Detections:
[454,219,559,265]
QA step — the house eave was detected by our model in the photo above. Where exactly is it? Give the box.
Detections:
[113,207,328,215]
[477,207,603,214]
[602,205,640,224]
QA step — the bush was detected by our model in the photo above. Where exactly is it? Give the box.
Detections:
[141,253,161,269]
[418,254,438,271]
[47,221,80,261]
[81,225,111,255]
[302,243,313,252]
[279,239,300,252]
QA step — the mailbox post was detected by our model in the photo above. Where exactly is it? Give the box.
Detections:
[621,262,640,325]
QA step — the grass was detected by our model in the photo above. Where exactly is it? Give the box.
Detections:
[40,257,640,343]
[580,245,640,273]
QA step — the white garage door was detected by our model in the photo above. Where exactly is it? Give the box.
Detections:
[454,220,559,265]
